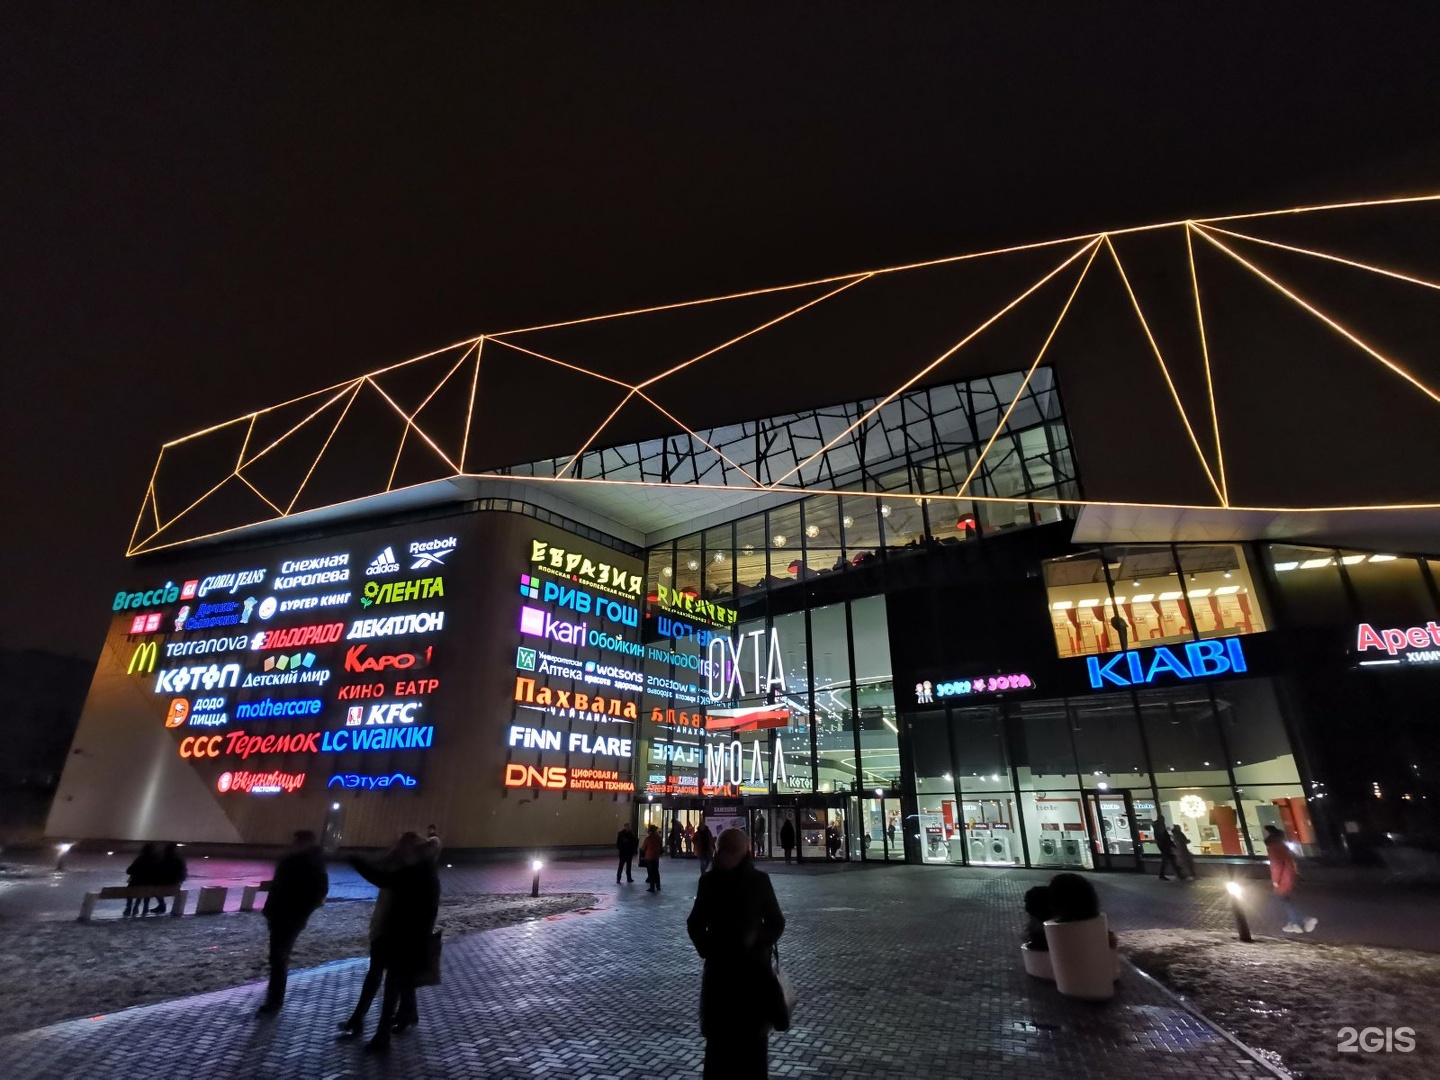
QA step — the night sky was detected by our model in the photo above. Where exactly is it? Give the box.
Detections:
[5,4,1440,659]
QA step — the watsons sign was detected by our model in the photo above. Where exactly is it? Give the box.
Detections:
[529,538,642,598]
[1085,637,1248,689]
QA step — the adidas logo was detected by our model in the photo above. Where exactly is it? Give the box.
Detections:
[366,547,400,576]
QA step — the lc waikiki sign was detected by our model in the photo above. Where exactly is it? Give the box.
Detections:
[1085,637,1248,689]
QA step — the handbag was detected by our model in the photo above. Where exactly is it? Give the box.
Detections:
[768,944,797,1032]
[415,929,443,987]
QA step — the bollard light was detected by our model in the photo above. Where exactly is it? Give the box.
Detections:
[54,842,75,872]
[1226,877,1252,942]
[531,858,543,898]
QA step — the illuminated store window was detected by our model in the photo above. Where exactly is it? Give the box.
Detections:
[910,711,959,864]
[1343,551,1437,624]
[1235,783,1316,856]
[1020,790,1091,870]
[772,609,814,794]
[802,495,846,577]
[1175,545,1266,642]
[766,504,804,591]
[703,524,735,605]
[1217,680,1301,787]
[1267,544,1350,626]
[650,544,677,597]
[1012,700,1082,791]
[811,603,855,792]
[850,596,899,789]
[840,495,881,567]
[674,536,702,597]
[952,705,1020,867]
[1044,544,1264,659]
[734,513,769,599]
[1157,786,1249,857]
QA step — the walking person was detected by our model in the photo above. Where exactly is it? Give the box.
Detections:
[1153,816,1181,880]
[616,823,638,884]
[345,832,442,1051]
[686,829,786,1079]
[695,822,715,874]
[257,830,329,1016]
[1170,824,1196,881]
[338,836,406,1040]
[685,821,696,855]
[642,823,664,892]
[1265,825,1318,934]
[754,812,767,857]
[780,817,796,865]
[124,843,158,917]
[668,820,685,859]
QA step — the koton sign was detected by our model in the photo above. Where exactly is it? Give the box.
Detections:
[1356,621,1440,666]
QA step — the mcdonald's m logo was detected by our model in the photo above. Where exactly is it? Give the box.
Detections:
[128,641,158,675]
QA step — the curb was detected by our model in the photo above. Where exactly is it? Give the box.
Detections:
[1122,955,1293,1079]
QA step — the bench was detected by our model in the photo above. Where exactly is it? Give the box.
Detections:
[240,880,273,912]
[78,885,188,921]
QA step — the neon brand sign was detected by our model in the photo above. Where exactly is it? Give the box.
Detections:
[250,624,344,651]
[328,772,419,789]
[503,764,635,793]
[409,537,458,569]
[273,554,349,591]
[197,568,266,597]
[513,676,638,720]
[346,611,445,639]
[507,725,633,757]
[1085,637,1248,689]
[319,726,434,752]
[1356,621,1440,665]
[361,575,445,608]
[234,697,324,720]
[344,701,424,726]
[655,583,738,627]
[113,581,182,612]
[128,613,164,634]
[916,672,1035,703]
[217,770,306,794]
[529,539,642,597]
[705,628,786,700]
[520,575,640,627]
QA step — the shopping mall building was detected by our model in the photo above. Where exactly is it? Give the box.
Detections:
[50,210,1440,869]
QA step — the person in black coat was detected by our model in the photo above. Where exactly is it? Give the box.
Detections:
[616,824,638,884]
[150,842,188,914]
[686,828,786,1079]
[124,843,158,917]
[779,818,796,864]
[257,830,329,1016]
[349,832,441,1053]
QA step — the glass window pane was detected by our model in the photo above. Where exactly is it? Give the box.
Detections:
[1216,679,1301,785]
[1138,686,1231,787]
[1158,786,1249,857]
[840,495,881,566]
[850,596,898,789]
[1268,544,1351,626]
[771,610,813,795]
[1012,700,1081,790]
[1343,552,1437,625]
[1020,790,1091,868]
[1176,544,1267,640]
[910,710,958,863]
[811,603,854,794]
[1070,696,1150,792]
[1235,783,1317,856]
[734,513,769,598]
[702,524,735,606]
[674,535,702,596]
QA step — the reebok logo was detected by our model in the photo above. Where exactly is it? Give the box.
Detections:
[409,537,458,570]
[366,547,400,576]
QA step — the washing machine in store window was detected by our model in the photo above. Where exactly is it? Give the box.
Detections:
[969,830,990,863]
[1038,835,1060,865]
[1061,836,1083,862]
[989,833,1011,862]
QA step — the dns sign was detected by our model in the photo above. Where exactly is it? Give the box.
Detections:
[504,764,567,789]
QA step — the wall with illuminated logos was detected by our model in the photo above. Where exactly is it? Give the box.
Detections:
[50,511,640,849]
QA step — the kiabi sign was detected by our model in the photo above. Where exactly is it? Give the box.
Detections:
[1085,637,1247,689]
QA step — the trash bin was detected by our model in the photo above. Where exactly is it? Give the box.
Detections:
[196,886,227,915]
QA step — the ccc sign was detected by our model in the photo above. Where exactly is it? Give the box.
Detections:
[179,735,223,759]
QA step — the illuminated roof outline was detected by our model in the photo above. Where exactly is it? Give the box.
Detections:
[130,194,1440,557]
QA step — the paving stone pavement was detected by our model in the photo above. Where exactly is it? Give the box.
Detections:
[0,857,1283,1079]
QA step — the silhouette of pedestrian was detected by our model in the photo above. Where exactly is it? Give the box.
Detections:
[642,824,664,892]
[686,829,786,1079]
[1170,824,1196,881]
[124,843,158,917]
[1153,816,1181,880]
[345,832,442,1051]
[780,818,796,864]
[695,823,715,874]
[257,830,329,1016]
[616,823,638,884]
[151,842,188,914]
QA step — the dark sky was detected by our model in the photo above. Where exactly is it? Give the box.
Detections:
[5,4,1440,659]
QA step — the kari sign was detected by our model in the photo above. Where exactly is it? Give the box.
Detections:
[1085,637,1248,689]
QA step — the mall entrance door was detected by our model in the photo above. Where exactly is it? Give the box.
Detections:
[857,790,904,861]
[1084,788,1143,871]
[796,795,849,861]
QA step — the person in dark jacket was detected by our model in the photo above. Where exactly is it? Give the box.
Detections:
[124,843,158,917]
[694,823,715,874]
[348,832,442,1053]
[150,842,188,914]
[257,830,329,1016]
[686,828,786,1079]
[616,824,638,884]
[1153,816,1182,880]
[779,818,796,864]
[668,820,685,859]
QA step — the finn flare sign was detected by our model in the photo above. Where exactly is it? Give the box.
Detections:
[1086,637,1248,689]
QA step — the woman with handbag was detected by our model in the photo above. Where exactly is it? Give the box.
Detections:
[686,827,787,1079]
[346,832,442,1053]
